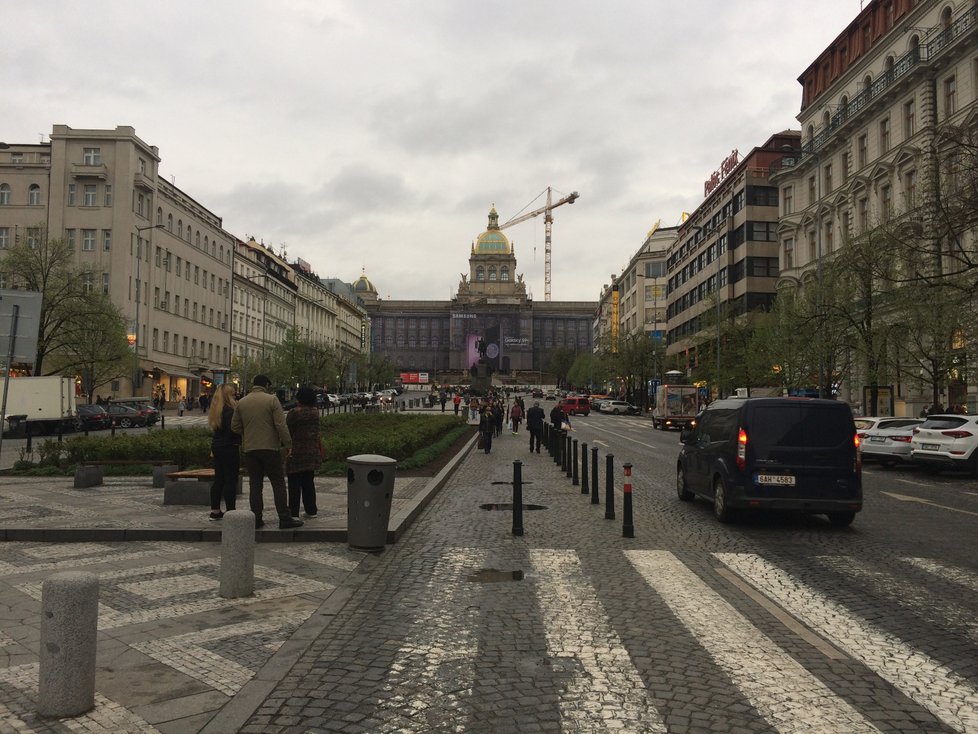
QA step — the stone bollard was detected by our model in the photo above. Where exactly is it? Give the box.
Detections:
[220,510,255,598]
[39,571,99,718]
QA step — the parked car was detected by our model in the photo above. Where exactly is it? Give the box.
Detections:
[860,419,925,467]
[910,414,978,475]
[109,398,159,425]
[853,416,922,438]
[677,397,862,526]
[531,389,544,399]
[104,403,148,428]
[599,400,640,415]
[558,396,591,416]
[74,404,112,431]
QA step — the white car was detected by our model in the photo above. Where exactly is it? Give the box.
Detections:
[853,416,924,438]
[910,414,978,475]
[599,400,640,415]
[860,419,924,467]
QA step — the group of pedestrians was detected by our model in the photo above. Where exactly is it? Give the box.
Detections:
[208,374,322,529]
[471,391,557,456]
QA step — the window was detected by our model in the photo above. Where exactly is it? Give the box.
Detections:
[167,213,173,232]
[880,185,892,220]
[783,238,794,269]
[210,274,215,292]
[165,251,172,272]
[152,328,159,350]
[501,266,510,281]
[842,151,850,181]
[746,257,779,277]
[808,175,816,204]
[81,229,96,251]
[782,186,793,215]
[175,257,181,277]
[155,246,162,267]
[102,273,109,295]
[476,266,485,281]
[944,76,956,117]
[745,186,778,206]
[104,184,112,206]
[824,164,833,194]
[66,229,75,249]
[858,197,869,230]
[824,221,834,254]
[138,157,146,174]
[83,184,96,207]
[26,227,41,249]
[156,207,163,225]
[0,184,10,205]
[880,118,891,153]
[82,147,101,165]
[904,170,917,208]
[747,222,778,241]
[808,232,817,262]
[194,266,200,285]
[67,184,75,206]
[103,230,111,251]
[857,134,868,168]
[489,267,497,281]
[0,228,8,249]
[177,220,183,238]
[193,303,198,321]
[28,184,41,205]
[904,99,916,138]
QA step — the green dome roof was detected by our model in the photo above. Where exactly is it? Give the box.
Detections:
[473,206,511,254]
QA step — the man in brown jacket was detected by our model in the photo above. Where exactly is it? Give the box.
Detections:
[231,374,302,529]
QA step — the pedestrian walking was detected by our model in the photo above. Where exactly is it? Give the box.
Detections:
[478,406,494,454]
[469,396,479,422]
[178,399,186,417]
[510,401,523,435]
[526,401,545,453]
[207,384,240,521]
[453,393,462,416]
[286,386,322,520]
[493,400,504,437]
[231,374,303,530]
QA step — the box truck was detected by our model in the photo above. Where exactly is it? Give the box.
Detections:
[652,384,701,430]
[0,376,77,436]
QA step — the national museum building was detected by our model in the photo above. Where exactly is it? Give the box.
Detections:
[355,208,596,382]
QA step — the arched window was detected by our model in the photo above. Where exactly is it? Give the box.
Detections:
[489,266,497,281]
[840,94,849,108]
[806,124,815,142]
[0,184,10,205]
[28,184,41,205]
[203,235,208,251]
[476,266,485,281]
[167,213,173,232]
[156,207,163,225]
[196,231,201,247]
[177,220,183,238]
[884,55,894,78]
[862,74,872,92]
[219,245,224,262]
[501,266,510,281]
[822,111,830,129]
[941,7,952,29]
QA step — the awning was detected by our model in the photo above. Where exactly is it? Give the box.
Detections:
[158,368,199,380]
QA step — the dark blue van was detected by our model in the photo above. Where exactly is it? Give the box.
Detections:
[677,397,862,526]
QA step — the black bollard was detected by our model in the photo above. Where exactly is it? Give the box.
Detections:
[553,430,562,465]
[591,446,600,504]
[512,460,524,536]
[622,462,634,538]
[581,443,589,494]
[26,421,33,453]
[572,439,579,486]
[543,423,550,453]
[57,420,64,443]
[548,426,555,458]
[605,453,616,520]
[111,421,116,437]
[564,434,572,478]
[160,413,165,430]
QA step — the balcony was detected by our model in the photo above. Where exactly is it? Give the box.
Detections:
[70,163,108,180]
[133,171,155,192]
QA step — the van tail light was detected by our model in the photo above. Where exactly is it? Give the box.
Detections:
[736,428,747,470]
[854,433,862,475]
[941,430,973,439]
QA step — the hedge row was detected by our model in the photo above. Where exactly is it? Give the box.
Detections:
[13,413,469,475]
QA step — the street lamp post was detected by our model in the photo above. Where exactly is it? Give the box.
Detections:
[133,224,164,396]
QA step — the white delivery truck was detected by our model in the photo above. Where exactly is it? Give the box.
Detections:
[651,384,701,430]
[0,376,77,436]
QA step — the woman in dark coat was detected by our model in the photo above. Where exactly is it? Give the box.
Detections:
[207,384,241,521]
[286,386,323,518]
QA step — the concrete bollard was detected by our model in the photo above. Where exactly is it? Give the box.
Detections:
[220,510,255,598]
[39,571,99,718]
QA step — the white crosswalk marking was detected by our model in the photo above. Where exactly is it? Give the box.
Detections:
[528,549,668,733]
[716,552,978,733]
[626,551,880,734]
[902,556,978,592]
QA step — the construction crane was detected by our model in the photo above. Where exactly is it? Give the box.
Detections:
[499,187,579,302]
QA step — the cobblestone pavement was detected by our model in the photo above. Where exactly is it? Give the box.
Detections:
[2,412,978,733]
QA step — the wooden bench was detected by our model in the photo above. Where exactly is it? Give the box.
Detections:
[164,468,243,506]
[74,460,179,489]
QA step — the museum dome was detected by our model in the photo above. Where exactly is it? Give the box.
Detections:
[352,272,377,295]
[473,206,511,255]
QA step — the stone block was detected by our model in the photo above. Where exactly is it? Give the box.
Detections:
[152,464,180,488]
[73,465,103,489]
[163,479,210,506]
[220,510,255,598]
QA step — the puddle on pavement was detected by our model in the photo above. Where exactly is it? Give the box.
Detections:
[467,568,525,583]
[479,503,547,511]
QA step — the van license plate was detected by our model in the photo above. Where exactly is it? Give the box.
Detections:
[756,474,795,486]
[921,443,939,451]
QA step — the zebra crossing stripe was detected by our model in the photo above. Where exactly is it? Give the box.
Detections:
[902,557,978,592]
[528,549,668,733]
[626,551,880,734]
[717,553,978,734]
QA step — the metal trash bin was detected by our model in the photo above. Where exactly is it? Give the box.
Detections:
[347,454,397,552]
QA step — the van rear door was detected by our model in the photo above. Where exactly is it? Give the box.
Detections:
[743,403,858,499]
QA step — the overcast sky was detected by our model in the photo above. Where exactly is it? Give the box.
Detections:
[6,1,865,302]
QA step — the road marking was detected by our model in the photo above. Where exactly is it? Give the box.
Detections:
[901,557,978,592]
[627,552,877,733]
[585,427,661,450]
[529,549,667,733]
[713,567,847,660]
[717,553,978,733]
[880,491,978,517]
